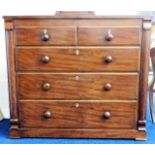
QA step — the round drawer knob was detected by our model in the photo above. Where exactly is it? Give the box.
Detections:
[41,29,50,41]
[104,83,112,91]
[105,29,114,41]
[44,111,52,119]
[42,34,49,41]
[41,55,51,63]
[103,112,111,119]
[104,55,113,64]
[42,83,51,91]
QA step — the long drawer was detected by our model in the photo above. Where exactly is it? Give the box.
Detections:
[19,101,137,129]
[17,73,139,100]
[16,47,140,72]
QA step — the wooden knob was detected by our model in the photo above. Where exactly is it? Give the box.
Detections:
[41,29,50,41]
[105,29,114,41]
[42,83,51,91]
[41,56,51,63]
[104,83,112,91]
[103,112,111,119]
[44,111,52,119]
[104,55,113,64]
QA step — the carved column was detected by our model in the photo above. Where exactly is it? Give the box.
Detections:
[5,19,20,138]
[138,18,152,132]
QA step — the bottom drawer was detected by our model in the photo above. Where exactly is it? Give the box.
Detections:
[19,101,137,129]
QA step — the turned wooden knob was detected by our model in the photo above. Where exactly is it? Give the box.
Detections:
[105,29,114,41]
[44,111,52,118]
[41,55,51,63]
[42,83,51,91]
[104,55,113,64]
[104,83,112,91]
[103,112,111,119]
[41,29,50,41]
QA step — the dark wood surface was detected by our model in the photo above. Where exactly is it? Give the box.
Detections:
[19,101,137,129]
[4,11,151,139]
[79,27,141,45]
[15,28,77,46]
[13,19,142,28]
[16,47,140,72]
[138,18,151,131]
[17,73,139,100]
[5,20,19,132]
[15,27,141,46]
[18,128,146,139]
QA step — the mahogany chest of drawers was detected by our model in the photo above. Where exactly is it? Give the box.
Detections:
[4,12,151,140]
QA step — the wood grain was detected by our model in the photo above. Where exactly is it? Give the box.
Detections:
[17,128,146,140]
[19,101,137,129]
[4,12,150,139]
[16,47,140,72]
[15,28,77,46]
[5,22,19,128]
[79,27,141,45]
[17,73,139,100]
[138,19,152,131]
[13,19,142,28]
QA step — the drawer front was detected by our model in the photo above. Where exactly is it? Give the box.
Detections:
[15,28,76,46]
[79,27,141,45]
[16,47,140,72]
[17,74,139,100]
[14,19,142,28]
[19,101,137,129]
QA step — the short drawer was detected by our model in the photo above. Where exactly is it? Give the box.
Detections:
[19,101,137,129]
[79,27,141,45]
[15,27,76,46]
[17,73,139,100]
[16,47,140,72]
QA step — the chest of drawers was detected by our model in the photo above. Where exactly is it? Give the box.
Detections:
[4,11,151,140]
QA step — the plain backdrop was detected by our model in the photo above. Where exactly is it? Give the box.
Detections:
[0,0,155,118]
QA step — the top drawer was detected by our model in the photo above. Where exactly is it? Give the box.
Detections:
[15,27,77,46]
[78,27,141,46]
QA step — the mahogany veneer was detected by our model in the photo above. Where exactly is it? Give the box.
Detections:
[4,11,151,140]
